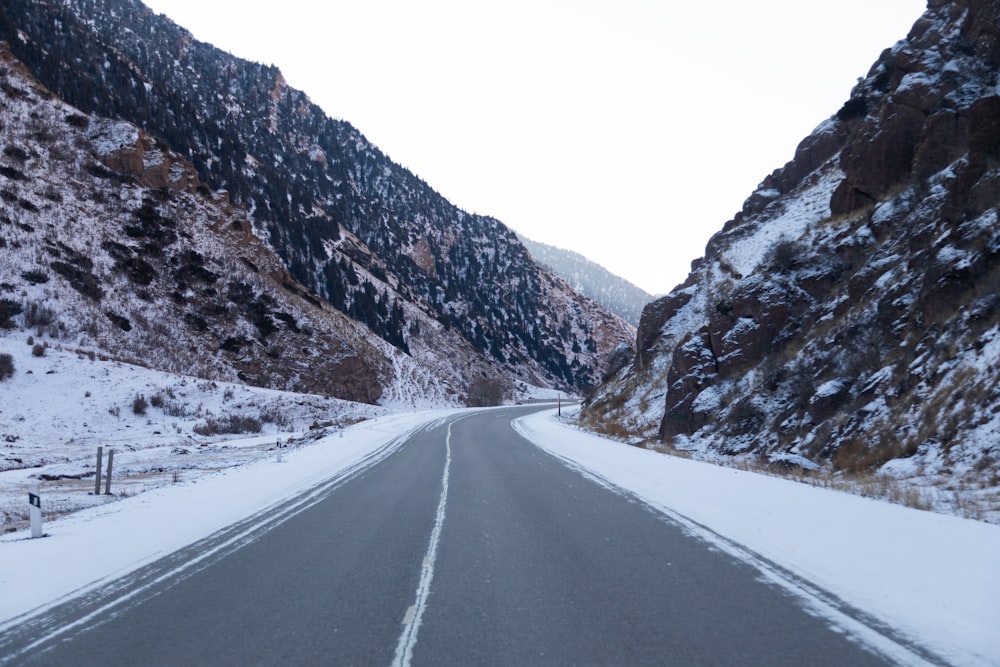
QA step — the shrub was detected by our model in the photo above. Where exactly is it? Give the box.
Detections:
[836,95,869,122]
[259,406,292,429]
[22,301,55,330]
[726,398,764,435]
[0,353,14,380]
[193,414,263,436]
[466,378,505,407]
[132,394,148,415]
[0,165,26,181]
[21,269,49,284]
[765,238,806,274]
[0,299,22,328]
[18,198,39,213]
[3,145,29,162]
[161,400,191,418]
[64,113,89,129]
[31,343,45,357]
[50,257,103,301]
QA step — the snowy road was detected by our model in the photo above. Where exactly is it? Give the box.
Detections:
[0,406,936,665]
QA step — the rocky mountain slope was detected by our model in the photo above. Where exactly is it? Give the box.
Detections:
[517,234,654,326]
[0,0,634,395]
[585,0,1000,498]
[0,42,517,405]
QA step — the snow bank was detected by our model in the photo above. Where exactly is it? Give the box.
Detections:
[515,409,1000,667]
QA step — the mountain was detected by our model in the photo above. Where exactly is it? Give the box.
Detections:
[0,0,635,398]
[0,41,513,405]
[585,0,1000,494]
[516,234,655,326]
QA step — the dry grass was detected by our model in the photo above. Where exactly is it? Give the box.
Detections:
[576,410,998,522]
[832,432,904,475]
[725,459,939,513]
[578,411,649,446]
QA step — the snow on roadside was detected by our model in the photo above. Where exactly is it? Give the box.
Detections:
[514,408,1000,667]
[0,408,462,625]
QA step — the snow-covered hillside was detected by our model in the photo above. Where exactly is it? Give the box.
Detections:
[0,39,572,407]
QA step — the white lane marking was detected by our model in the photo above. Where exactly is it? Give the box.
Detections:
[391,422,453,667]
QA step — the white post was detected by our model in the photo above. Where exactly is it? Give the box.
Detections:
[28,483,42,538]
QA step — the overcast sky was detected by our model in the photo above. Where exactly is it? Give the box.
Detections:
[143,0,926,295]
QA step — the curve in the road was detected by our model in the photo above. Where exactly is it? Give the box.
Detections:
[0,407,942,666]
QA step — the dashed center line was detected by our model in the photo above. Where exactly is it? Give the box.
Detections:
[391,420,453,667]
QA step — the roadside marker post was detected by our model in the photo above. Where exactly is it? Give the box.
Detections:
[104,448,114,495]
[94,446,103,495]
[28,483,42,538]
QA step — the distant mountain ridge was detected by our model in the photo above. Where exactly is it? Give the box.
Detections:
[0,0,635,396]
[516,235,654,326]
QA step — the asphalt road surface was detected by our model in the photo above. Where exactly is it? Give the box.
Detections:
[1,406,927,665]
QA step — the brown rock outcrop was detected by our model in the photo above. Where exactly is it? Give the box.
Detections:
[98,128,201,193]
[635,289,692,370]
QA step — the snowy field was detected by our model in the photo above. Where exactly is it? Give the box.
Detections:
[1,339,998,665]
[0,333,392,530]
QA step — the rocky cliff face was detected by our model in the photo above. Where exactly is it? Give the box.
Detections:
[0,0,635,394]
[586,0,1000,492]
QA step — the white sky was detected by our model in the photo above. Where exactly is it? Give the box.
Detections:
[142,0,926,295]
